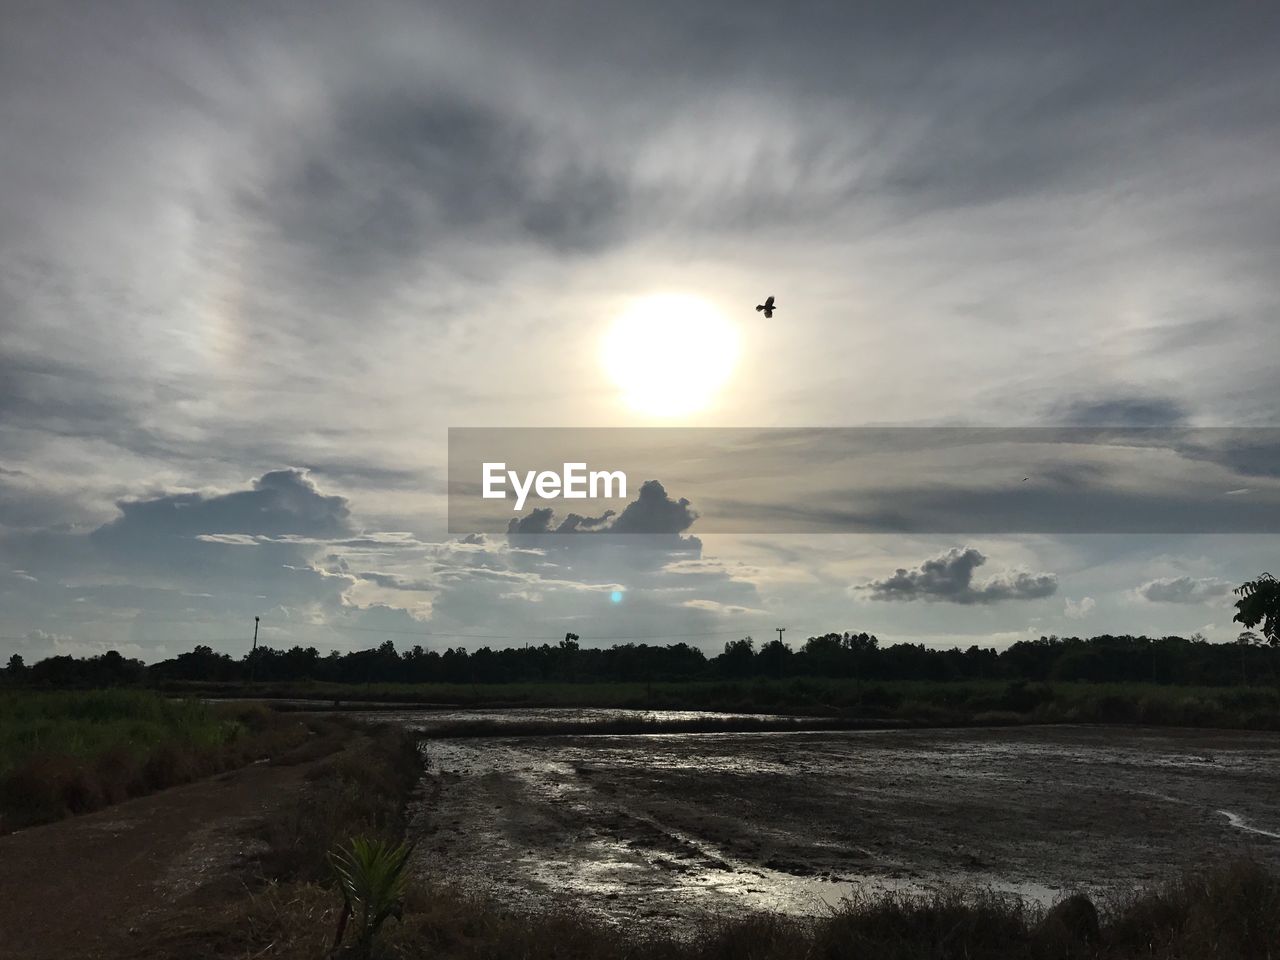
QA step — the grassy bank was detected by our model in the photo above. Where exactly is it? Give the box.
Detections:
[0,690,316,831]
[131,722,423,957]
[170,677,1280,730]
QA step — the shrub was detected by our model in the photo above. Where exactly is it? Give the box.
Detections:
[329,837,414,957]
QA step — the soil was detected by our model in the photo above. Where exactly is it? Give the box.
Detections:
[412,724,1280,930]
[5,718,1280,954]
[0,758,322,960]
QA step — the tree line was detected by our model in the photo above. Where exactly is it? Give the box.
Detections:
[3,630,1277,689]
[6,572,1277,689]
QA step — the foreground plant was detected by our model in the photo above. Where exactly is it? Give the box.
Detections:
[328,836,415,957]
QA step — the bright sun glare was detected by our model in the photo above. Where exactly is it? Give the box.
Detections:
[601,294,740,417]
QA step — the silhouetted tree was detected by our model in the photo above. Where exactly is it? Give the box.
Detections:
[716,637,756,678]
[757,638,793,678]
[4,653,26,682]
[1235,573,1280,645]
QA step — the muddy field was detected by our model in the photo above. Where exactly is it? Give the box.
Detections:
[406,722,1280,929]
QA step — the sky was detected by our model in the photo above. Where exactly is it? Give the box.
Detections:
[2,0,1279,662]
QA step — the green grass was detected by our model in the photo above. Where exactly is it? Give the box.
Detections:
[0,690,313,831]
[169,677,1280,730]
[0,690,243,773]
[255,724,422,882]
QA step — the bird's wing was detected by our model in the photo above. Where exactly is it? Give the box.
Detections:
[764,295,775,308]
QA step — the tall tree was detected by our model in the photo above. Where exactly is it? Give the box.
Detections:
[1234,573,1280,645]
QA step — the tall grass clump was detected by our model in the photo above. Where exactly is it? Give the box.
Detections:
[256,724,422,881]
[0,690,308,830]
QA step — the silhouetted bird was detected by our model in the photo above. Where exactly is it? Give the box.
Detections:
[755,295,776,318]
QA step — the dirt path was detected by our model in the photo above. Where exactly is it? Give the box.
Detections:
[0,759,321,960]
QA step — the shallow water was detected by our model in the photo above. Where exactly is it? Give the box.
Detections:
[357,705,801,728]
[398,716,1280,930]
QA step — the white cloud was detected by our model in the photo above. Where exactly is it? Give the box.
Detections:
[1064,596,1096,619]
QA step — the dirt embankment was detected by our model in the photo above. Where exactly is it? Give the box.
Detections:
[0,755,327,960]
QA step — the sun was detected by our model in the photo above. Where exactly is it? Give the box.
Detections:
[601,294,740,417]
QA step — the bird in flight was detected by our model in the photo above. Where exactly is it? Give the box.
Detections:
[755,295,776,318]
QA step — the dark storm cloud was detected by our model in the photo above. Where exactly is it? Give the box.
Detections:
[505,480,699,544]
[861,547,1057,604]
[91,469,351,548]
[494,481,709,608]
[610,481,698,534]
[506,508,556,536]
[1137,576,1233,604]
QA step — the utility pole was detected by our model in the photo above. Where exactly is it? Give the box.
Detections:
[776,626,786,645]
[249,615,260,685]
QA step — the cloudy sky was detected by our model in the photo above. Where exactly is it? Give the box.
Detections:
[2,0,1278,662]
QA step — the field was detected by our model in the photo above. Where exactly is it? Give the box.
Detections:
[0,690,312,831]
[412,722,1280,931]
[4,701,1280,959]
[173,676,1280,729]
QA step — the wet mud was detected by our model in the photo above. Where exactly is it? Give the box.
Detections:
[409,722,1280,930]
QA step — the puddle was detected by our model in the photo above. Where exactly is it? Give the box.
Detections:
[406,718,1280,932]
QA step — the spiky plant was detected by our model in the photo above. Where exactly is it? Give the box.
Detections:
[328,836,414,957]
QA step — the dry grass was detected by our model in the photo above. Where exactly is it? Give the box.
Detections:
[0,693,318,831]
[256,724,422,882]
